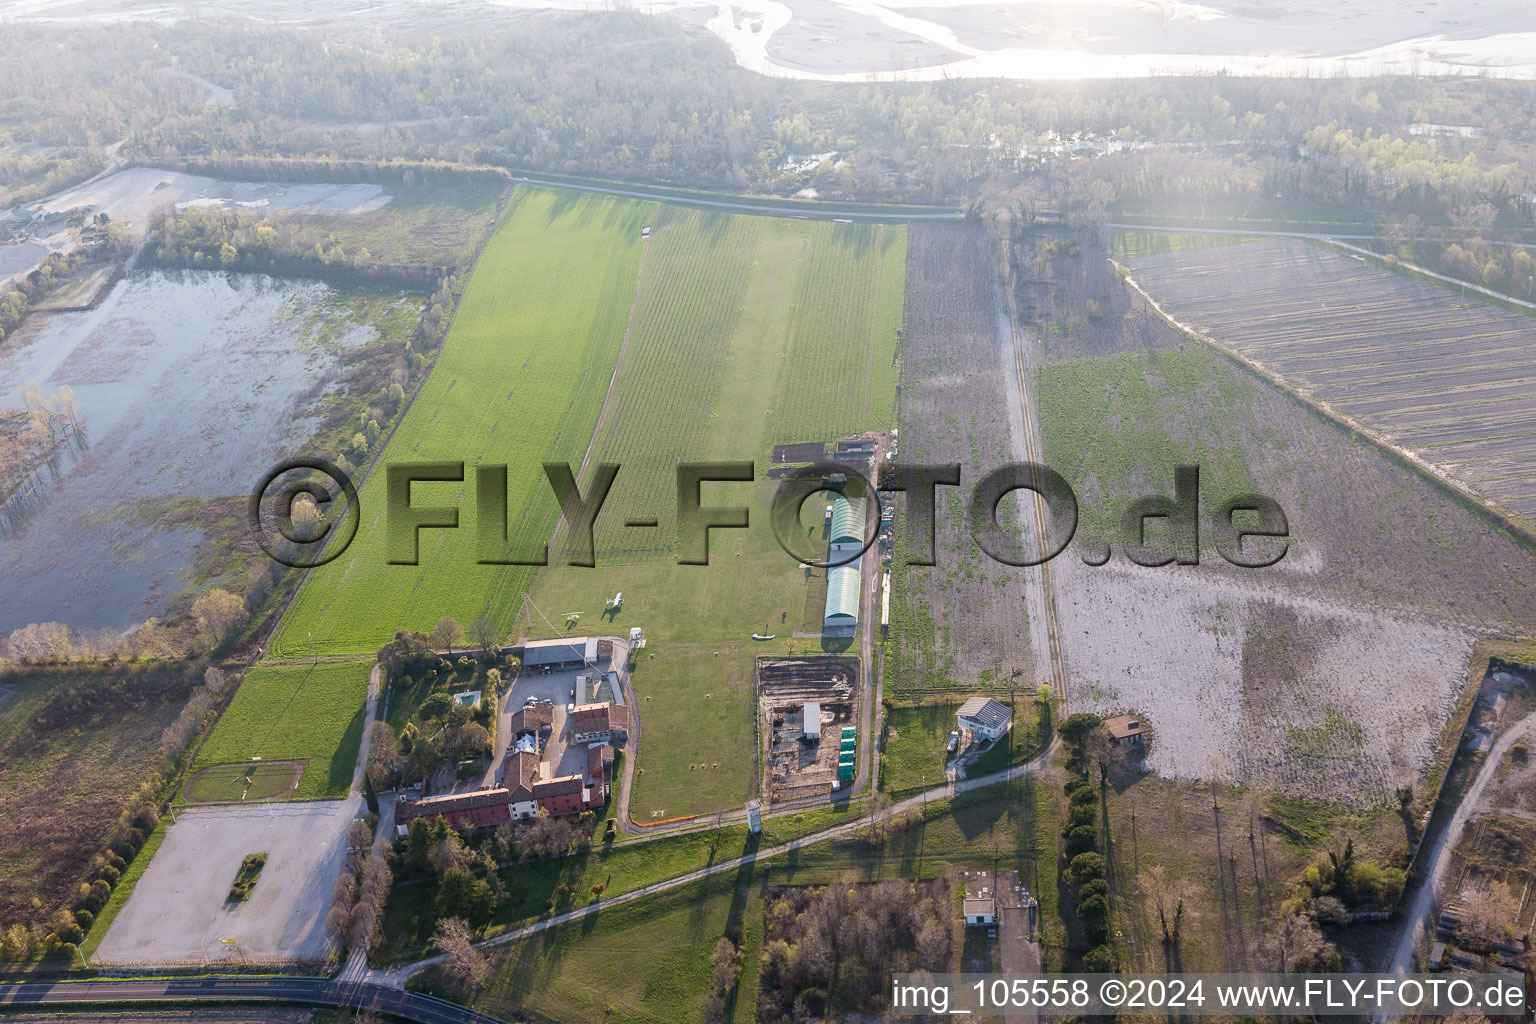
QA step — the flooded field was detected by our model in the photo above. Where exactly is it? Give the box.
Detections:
[0,270,400,633]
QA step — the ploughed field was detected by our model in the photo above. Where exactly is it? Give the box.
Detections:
[1011,226,1536,803]
[1125,238,1536,523]
[883,221,1038,696]
[1035,335,1536,803]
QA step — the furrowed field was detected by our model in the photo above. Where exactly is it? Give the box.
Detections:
[529,208,907,820]
[191,660,372,801]
[1125,238,1536,524]
[271,187,652,656]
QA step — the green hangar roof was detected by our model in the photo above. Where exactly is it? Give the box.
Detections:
[824,563,861,625]
[829,496,864,546]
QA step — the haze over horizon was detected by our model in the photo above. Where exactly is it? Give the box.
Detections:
[4,0,1536,81]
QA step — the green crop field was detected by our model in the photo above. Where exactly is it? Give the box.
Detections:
[528,208,906,820]
[1035,346,1263,544]
[271,187,652,656]
[191,660,373,800]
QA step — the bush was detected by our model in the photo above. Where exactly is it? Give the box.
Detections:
[1078,879,1108,901]
[1077,894,1108,921]
[1070,852,1104,884]
[1066,825,1098,857]
[1068,785,1098,807]
[1065,804,1096,829]
[1082,945,1116,971]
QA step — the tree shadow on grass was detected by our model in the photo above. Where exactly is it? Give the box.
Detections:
[326,700,368,797]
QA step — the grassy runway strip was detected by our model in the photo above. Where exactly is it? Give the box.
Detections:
[272,187,652,656]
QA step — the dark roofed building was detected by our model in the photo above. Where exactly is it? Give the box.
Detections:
[396,788,513,831]
[519,637,599,669]
[571,702,629,744]
[1104,714,1146,746]
[510,703,553,737]
[956,696,1012,742]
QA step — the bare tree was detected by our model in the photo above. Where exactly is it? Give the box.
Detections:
[432,916,490,995]
[365,720,400,790]
[469,614,498,656]
[432,616,463,654]
[1460,880,1521,945]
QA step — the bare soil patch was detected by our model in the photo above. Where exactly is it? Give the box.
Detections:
[758,655,858,802]
[1125,237,1536,522]
[887,221,1035,697]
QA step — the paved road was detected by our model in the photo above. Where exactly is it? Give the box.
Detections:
[0,977,499,1024]
[511,175,961,221]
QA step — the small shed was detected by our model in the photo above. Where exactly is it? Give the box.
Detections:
[964,898,997,926]
[803,702,822,741]
[1104,714,1146,747]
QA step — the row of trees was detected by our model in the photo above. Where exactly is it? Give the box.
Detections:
[1057,712,1117,972]
[147,206,451,287]
[327,815,392,960]
[2,587,246,663]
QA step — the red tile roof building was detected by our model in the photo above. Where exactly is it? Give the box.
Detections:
[570,702,629,744]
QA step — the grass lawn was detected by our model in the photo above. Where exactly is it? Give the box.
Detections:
[627,642,758,820]
[527,208,906,820]
[192,660,372,801]
[182,761,304,803]
[456,872,762,1024]
[0,666,195,934]
[377,804,860,966]
[271,186,653,657]
[881,699,1046,796]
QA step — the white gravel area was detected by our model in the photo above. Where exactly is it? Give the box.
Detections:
[1055,557,1473,804]
[94,800,357,966]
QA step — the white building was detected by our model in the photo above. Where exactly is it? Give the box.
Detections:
[956,697,1012,742]
[964,897,997,926]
